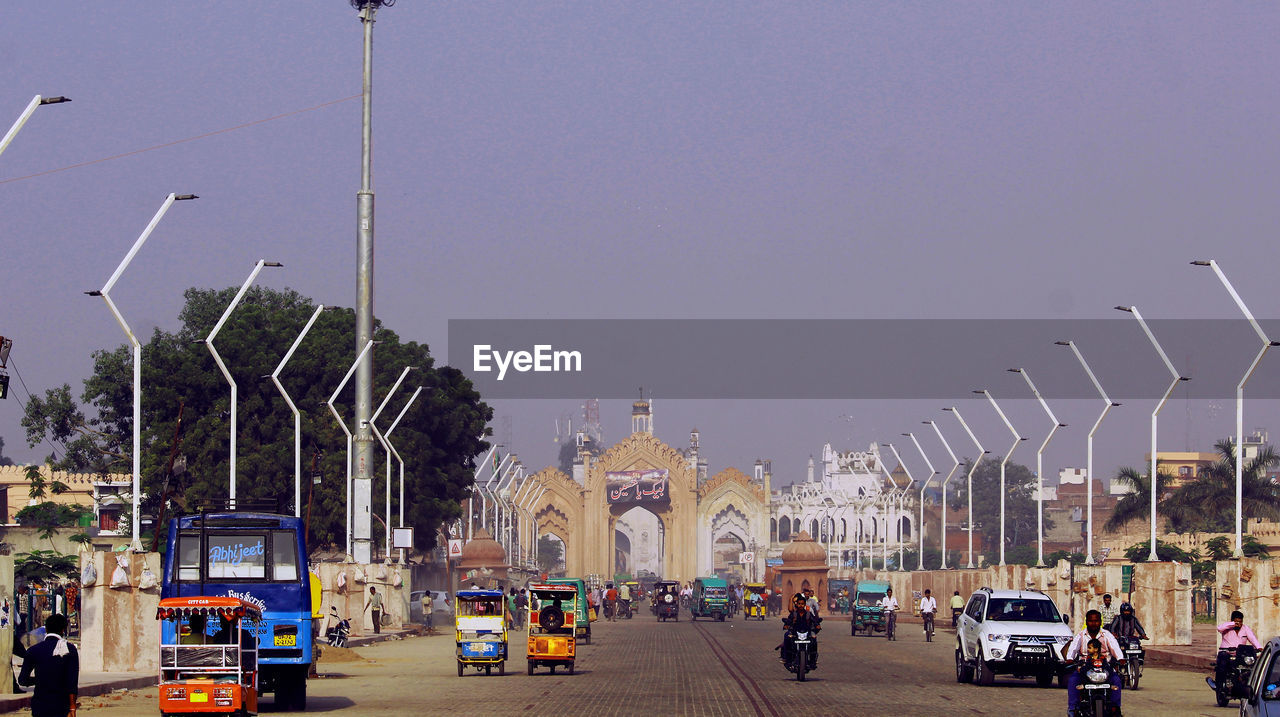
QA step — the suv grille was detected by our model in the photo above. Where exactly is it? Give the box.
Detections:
[1009,635,1059,645]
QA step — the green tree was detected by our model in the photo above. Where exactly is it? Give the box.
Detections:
[0,436,14,466]
[948,458,1053,554]
[1123,539,1196,563]
[14,550,79,583]
[22,286,492,553]
[1162,439,1280,532]
[537,535,564,573]
[1203,535,1270,560]
[1104,466,1174,533]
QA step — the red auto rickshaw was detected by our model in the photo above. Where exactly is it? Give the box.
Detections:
[157,596,259,716]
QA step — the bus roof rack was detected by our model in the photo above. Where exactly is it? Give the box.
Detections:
[190,499,282,515]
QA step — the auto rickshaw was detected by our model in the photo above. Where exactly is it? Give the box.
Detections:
[527,584,577,675]
[653,580,680,621]
[157,596,259,716]
[455,590,508,676]
[546,577,591,644]
[743,583,768,620]
[690,576,729,621]
[851,580,891,636]
[620,581,641,619]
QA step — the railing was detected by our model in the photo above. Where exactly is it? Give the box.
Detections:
[160,643,256,676]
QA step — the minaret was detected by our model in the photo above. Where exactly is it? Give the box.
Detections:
[631,395,653,436]
[807,455,815,483]
[763,459,772,497]
[573,429,591,484]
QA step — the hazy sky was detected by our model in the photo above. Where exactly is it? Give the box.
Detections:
[4,3,1280,489]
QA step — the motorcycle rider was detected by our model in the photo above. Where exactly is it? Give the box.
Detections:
[1209,609,1262,693]
[950,590,965,628]
[1107,602,1148,642]
[1062,609,1124,716]
[780,592,822,670]
[618,582,632,618]
[878,588,900,640]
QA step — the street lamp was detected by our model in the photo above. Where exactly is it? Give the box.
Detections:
[1191,260,1278,557]
[926,419,960,569]
[384,385,423,564]
[1115,306,1190,561]
[821,496,836,570]
[468,446,498,541]
[871,443,895,570]
[1,94,71,159]
[326,339,374,559]
[886,442,914,571]
[1008,368,1067,567]
[368,366,417,560]
[943,407,987,568]
[270,305,337,518]
[974,390,1023,566]
[86,192,197,550]
[1056,340,1121,565]
[909,428,939,570]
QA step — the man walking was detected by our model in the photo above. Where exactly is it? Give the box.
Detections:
[18,614,78,717]
[364,586,384,634]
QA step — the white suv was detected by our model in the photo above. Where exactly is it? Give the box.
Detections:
[955,587,1073,688]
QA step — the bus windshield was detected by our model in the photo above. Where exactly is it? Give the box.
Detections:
[177,531,299,583]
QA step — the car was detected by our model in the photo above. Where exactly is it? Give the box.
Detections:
[1239,636,1280,716]
[955,587,1073,688]
[408,590,453,625]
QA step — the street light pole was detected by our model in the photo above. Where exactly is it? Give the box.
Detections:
[1,94,70,158]
[908,429,939,571]
[205,260,282,505]
[974,390,1022,566]
[369,366,416,560]
[1008,368,1066,567]
[87,192,197,550]
[944,407,986,568]
[271,305,333,518]
[385,385,423,563]
[1116,306,1190,561]
[1056,340,1120,565]
[1191,260,1277,557]
[927,419,960,569]
[886,443,914,571]
[326,340,374,559]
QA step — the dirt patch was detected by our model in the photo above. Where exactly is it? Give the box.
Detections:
[319,645,369,663]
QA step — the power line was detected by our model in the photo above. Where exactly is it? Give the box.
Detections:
[0,94,362,186]
[5,356,67,462]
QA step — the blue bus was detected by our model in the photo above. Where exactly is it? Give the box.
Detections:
[161,509,312,710]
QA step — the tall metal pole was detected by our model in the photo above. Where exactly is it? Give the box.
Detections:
[351,0,390,565]
[327,340,374,559]
[907,431,938,570]
[886,443,914,571]
[1192,260,1278,557]
[944,407,985,568]
[370,366,416,561]
[205,260,282,505]
[1116,306,1190,561]
[927,419,960,569]
[386,385,423,563]
[975,390,1023,567]
[1057,341,1120,565]
[89,192,197,550]
[1,95,70,159]
[272,305,329,518]
[1008,369,1065,567]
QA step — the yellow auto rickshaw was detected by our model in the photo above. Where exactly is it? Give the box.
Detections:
[743,583,768,620]
[455,590,508,676]
[527,584,577,675]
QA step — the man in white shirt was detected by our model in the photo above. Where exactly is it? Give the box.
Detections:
[878,588,900,641]
[918,589,938,641]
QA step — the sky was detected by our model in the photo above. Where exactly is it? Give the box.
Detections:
[4,2,1280,490]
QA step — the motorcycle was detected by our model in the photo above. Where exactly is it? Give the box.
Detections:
[619,599,632,619]
[1072,657,1120,717]
[1210,644,1258,708]
[782,628,818,682]
[1116,636,1144,690]
[325,609,350,648]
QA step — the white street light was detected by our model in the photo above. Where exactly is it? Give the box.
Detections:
[87,192,197,550]
[369,366,417,561]
[886,442,914,571]
[1056,340,1121,565]
[1,94,70,159]
[909,428,940,570]
[974,389,1024,566]
[326,339,374,559]
[871,443,896,570]
[1115,306,1190,561]
[205,260,283,504]
[384,385,423,564]
[1008,368,1066,567]
[468,446,497,541]
[271,305,335,518]
[1191,260,1278,557]
[927,419,960,569]
[943,407,987,568]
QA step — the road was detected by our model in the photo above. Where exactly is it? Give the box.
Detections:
[72,611,1227,716]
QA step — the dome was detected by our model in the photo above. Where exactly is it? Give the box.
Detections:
[458,528,507,565]
[780,531,826,566]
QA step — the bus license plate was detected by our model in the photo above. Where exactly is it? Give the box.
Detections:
[274,634,297,647]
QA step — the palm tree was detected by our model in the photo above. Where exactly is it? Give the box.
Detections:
[1104,467,1174,533]
[1163,439,1280,532]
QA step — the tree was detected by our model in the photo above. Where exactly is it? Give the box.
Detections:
[948,458,1053,554]
[1162,439,1280,533]
[22,286,492,553]
[1204,535,1270,560]
[1104,466,1174,533]
[537,535,564,573]
[14,550,79,584]
[0,436,14,466]
[1123,539,1196,563]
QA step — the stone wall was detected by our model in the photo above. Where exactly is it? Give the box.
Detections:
[78,551,162,673]
[1216,558,1280,643]
[0,556,13,694]
[312,562,407,636]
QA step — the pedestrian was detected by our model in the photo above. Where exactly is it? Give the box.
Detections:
[605,584,619,621]
[514,589,528,629]
[421,591,433,629]
[364,586,384,634]
[506,588,518,629]
[18,613,78,717]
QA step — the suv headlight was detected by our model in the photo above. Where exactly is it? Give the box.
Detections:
[985,634,1010,642]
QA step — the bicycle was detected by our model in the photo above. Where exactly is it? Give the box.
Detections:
[922,610,935,642]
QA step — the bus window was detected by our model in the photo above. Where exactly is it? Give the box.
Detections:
[178,535,201,581]
[272,531,299,581]
[207,535,266,579]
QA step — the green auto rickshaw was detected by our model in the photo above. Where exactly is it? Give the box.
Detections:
[851,580,891,636]
[689,576,729,621]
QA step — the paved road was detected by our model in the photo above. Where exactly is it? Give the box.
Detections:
[70,613,1230,715]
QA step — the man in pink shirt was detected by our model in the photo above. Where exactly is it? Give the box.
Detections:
[1211,610,1263,693]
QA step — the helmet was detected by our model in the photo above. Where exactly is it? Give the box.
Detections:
[1120,602,1134,614]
